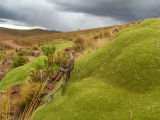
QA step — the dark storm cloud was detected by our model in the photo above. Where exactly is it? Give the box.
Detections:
[49,0,160,22]
[0,0,159,31]
[0,0,63,29]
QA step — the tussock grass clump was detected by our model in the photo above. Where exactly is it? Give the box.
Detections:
[94,29,112,39]
[72,43,84,52]
[32,45,39,50]
[137,20,142,24]
[15,82,43,112]
[15,81,46,120]
[0,81,11,120]
[74,35,85,44]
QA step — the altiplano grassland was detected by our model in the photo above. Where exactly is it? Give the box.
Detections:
[31,18,160,120]
[0,41,75,89]
[15,25,119,46]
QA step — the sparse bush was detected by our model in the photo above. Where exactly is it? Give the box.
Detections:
[17,49,29,56]
[17,51,23,56]
[53,51,68,66]
[28,49,33,55]
[11,56,29,69]
[30,45,60,82]
[41,45,56,65]
[29,63,44,83]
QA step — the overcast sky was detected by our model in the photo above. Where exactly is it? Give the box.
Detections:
[0,0,159,31]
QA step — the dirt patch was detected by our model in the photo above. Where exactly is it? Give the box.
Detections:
[0,40,25,49]
[0,72,5,82]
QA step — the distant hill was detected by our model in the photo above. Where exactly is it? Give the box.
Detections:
[0,27,60,38]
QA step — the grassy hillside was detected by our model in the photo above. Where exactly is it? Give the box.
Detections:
[31,18,160,119]
[0,27,58,38]
[0,41,75,89]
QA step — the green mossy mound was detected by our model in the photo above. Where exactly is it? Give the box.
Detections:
[31,18,160,119]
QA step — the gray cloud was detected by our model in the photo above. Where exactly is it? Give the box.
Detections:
[50,0,160,22]
[0,0,159,31]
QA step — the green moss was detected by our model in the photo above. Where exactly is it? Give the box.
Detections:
[54,41,75,51]
[32,18,160,119]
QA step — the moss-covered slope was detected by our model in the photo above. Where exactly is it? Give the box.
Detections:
[32,18,160,119]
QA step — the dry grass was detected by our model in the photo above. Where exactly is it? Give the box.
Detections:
[95,29,112,39]
[74,35,85,44]
[76,37,110,60]
[0,81,11,120]
[15,81,46,120]
[137,20,142,24]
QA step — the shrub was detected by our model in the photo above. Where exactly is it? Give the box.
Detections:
[11,56,29,69]
[53,51,68,66]
[29,63,45,83]
[17,51,23,56]
[94,30,112,39]
[41,45,56,65]
[17,49,29,56]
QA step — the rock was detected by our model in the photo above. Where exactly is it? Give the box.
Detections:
[65,47,72,51]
